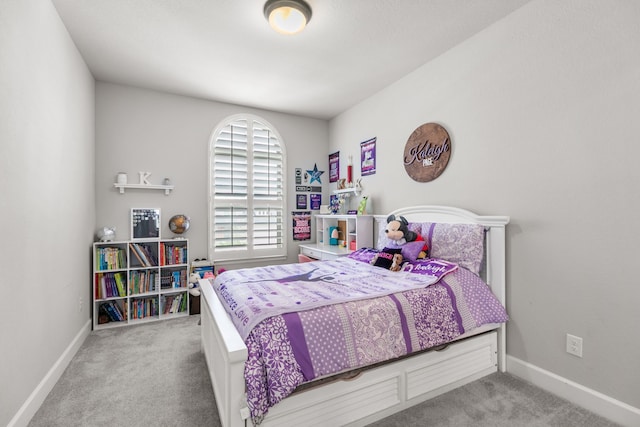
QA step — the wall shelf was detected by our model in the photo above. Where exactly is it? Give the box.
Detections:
[333,186,361,197]
[114,183,174,195]
[333,178,363,197]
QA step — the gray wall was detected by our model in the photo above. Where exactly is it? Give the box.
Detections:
[95,82,329,269]
[329,0,640,410]
[0,0,95,425]
[3,0,639,424]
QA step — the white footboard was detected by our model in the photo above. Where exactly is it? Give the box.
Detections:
[202,276,499,427]
[200,278,249,427]
[262,331,498,427]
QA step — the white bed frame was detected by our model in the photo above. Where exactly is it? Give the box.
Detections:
[200,206,509,427]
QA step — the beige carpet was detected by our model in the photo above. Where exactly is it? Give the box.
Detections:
[29,315,620,427]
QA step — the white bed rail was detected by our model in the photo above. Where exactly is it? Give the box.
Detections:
[200,279,249,427]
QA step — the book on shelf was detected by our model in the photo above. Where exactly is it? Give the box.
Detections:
[131,297,158,319]
[180,293,187,312]
[134,243,150,266]
[161,293,186,314]
[95,246,126,270]
[160,242,188,266]
[129,270,157,294]
[173,270,186,288]
[171,271,177,288]
[114,272,126,297]
[96,272,127,299]
[129,243,158,267]
[140,244,158,265]
[160,269,186,289]
[129,243,146,266]
[99,300,125,322]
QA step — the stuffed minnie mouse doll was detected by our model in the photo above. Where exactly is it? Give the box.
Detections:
[385,214,428,259]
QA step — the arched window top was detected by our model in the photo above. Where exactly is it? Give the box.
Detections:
[209,114,287,262]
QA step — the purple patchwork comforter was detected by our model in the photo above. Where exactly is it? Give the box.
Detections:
[212,260,508,425]
[212,257,457,340]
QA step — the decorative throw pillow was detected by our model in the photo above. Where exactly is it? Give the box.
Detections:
[386,240,426,262]
[420,222,485,275]
[371,247,403,271]
[400,258,458,278]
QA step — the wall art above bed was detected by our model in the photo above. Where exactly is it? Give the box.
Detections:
[403,122,451,182]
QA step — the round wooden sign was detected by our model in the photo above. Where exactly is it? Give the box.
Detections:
[403,123,451,182]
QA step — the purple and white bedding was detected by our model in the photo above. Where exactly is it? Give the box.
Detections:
[210,256,508,425]
[213,257,458,340]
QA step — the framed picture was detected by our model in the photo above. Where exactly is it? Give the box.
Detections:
[292,211,311,241]
[131,208,160,240]
[329,151,340,183]
[310,194,322,210]
[296,194,307,209]
[361,137,377,176]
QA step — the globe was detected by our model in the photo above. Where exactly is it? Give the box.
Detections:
[169,214,190,234]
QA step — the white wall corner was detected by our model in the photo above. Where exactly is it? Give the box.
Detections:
[507,355,640,427]
[7,320,91,427]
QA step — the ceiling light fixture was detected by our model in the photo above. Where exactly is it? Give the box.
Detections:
[264,0,312,35]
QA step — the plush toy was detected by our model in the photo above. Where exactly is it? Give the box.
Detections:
[385,214,428,259]
[188,273,201,297]
[357,195,368,215]
[389,253,404,271]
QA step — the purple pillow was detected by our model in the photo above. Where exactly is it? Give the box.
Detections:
[386,240,426,262]
[400,258,458,278]
[420,223,485,275]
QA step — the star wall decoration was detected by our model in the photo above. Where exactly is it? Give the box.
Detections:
[307,163,324,184]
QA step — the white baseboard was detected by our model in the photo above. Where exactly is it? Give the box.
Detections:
[507,355,640,427]
[8,319,91,427]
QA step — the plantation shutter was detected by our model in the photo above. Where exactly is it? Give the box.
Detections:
[210,116,286,260]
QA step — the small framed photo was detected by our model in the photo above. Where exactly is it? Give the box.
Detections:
[310,194,322,210]
[329,151,340,183]
[131,208,161,240]
[297,194,307,209]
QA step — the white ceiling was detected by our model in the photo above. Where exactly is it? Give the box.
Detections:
[51,0,531,120]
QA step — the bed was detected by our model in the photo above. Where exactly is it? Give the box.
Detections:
[200,205,509,427]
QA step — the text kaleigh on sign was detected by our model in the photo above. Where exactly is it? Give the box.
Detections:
[403,122,452,182]
[404,138,450,166]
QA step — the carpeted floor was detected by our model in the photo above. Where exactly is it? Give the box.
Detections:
[29,315,620,427]
[29,316,219,427]
[367,372,620,427]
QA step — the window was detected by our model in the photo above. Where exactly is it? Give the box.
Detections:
[209,114,287,261]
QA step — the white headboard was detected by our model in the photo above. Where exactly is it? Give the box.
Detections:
[375,205,510,369]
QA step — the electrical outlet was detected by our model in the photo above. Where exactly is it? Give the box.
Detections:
[566,334,583,357]
[79,297,83,313]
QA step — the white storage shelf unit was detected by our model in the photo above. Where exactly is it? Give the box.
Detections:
[93,238,189,329]
[299,215,373,260]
